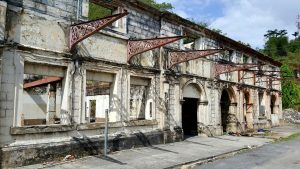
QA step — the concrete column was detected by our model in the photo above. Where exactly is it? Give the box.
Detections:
[228,103,238,133]
[46,84,56,125]
[60,64,73,125]
[160,82,169,130]
[81,69,86,123]
[0,1,7,41]
[198,101,209,125]
[0,49,24,145]
[72,63,85,124]
[121,69,129,121]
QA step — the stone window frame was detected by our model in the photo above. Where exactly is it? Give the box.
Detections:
[128,75,154,121]
[20,62,68,127]
[84,69,116,124]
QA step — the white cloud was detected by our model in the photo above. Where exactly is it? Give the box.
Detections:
[157,0,300,49]
[211,0,300,48]
[156,0,214,20]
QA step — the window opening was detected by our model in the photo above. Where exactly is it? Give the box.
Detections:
[23,74,63,126]
[86,80,111,123]
[88,2,113,20]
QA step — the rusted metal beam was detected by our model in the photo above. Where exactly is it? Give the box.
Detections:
[168,49,224,68]
[69,12,128,51]
[127,36,183,62]
[214,64,262,77]
[24,77,62,89]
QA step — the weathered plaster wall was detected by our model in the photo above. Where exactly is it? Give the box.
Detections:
[7,11,69,52]
[77,33,128,64]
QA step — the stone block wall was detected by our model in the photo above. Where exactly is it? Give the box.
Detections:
[0,50,24,145]
[127,7,161,39]
[6,0,78,21]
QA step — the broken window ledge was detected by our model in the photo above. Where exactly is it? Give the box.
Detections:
[10,120,158,134]
[77,120,158,131]
[10,124,75,135]
[258,116,267,120]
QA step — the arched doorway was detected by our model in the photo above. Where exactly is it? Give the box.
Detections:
[182,83,201,136]
[220,90,231,132]
[244,91,253,129]
[270,95,276,114]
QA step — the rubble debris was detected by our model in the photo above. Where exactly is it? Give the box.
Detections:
[283,109,300,123]
[63,155,75,161]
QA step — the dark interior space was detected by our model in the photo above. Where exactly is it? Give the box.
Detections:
[220,90,230,132]
[182,98,198,136]
[271,95,276,114]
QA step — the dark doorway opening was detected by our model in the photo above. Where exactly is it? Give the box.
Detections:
[182,98,198,137]
[220,90,230,132]
[271,95,276,114]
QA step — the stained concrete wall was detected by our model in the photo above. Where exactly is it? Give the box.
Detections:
[22,92,48,119]
[22,90,62,120]
[77,33,128,64]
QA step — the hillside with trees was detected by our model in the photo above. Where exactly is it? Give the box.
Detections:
[262,29,300,110]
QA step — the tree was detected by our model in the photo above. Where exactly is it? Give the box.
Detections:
[262,30,300,110]
[292,32,299,39]
[280,64,300,110]
[263,29,289,59]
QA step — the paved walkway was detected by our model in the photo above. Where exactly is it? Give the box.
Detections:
[19,136,272,169]
[19,126,300,169]
[196,134,300,169]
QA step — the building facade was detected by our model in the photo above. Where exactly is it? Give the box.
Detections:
[0,0,282,167]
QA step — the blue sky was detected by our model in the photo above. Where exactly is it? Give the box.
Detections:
[157,0,300,49]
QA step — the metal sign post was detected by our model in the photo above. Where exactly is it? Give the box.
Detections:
[104,109,109,156]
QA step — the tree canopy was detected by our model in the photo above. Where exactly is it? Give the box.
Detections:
[262,29,300,110]
[280,64,300,110]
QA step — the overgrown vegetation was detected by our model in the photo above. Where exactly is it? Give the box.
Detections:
[261,29,300,111]
[188,19,226,35]
[88,0,173,20]
[281,64,300,110]
[276,132,300,142]
[138,0,173,11]
[88,2,112,20]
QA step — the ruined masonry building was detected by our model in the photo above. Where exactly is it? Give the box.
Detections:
[0,0,282,168]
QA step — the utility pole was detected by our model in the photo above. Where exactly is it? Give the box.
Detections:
[104,109,109,156]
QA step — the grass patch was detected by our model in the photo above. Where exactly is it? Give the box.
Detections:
[263,131,272,137]
[275,132,300,143]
